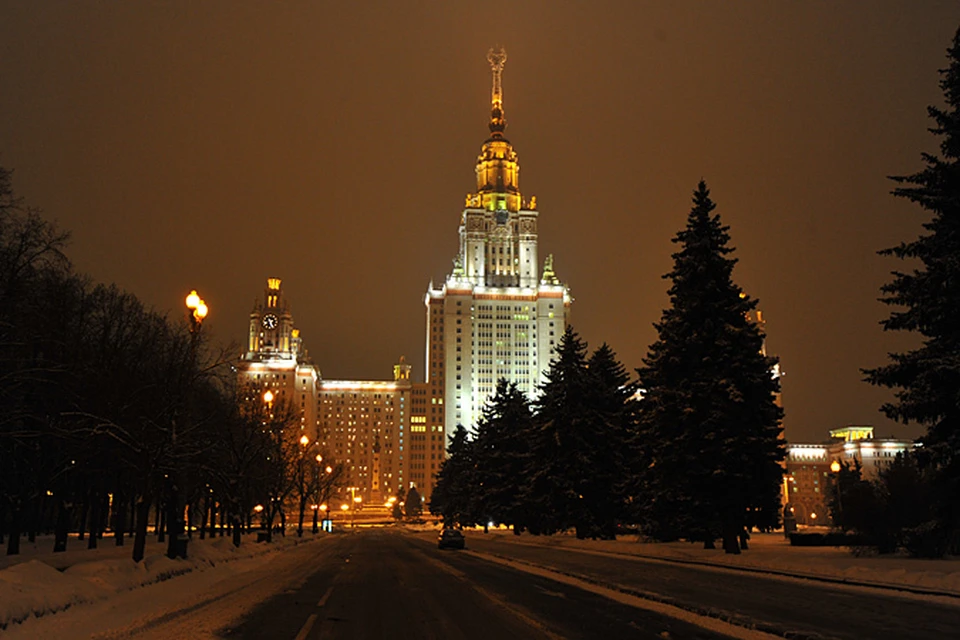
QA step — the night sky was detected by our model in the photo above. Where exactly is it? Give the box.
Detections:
[2,2,958,444]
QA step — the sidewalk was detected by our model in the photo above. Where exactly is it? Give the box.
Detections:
[461,527,960,597]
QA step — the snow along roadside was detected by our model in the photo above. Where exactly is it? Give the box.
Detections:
[0,533,320,631]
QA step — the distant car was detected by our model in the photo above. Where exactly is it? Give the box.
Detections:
[438,528,465,550]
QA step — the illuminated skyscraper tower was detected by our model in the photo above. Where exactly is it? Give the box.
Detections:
[425,49,573,434]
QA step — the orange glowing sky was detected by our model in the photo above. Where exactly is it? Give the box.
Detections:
[2,1,958,443]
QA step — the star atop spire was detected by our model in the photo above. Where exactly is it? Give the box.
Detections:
[487,47,507,136]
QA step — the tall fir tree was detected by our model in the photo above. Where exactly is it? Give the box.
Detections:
[637,180,784,553]
[471,379,533,532]
[524,327,591,535]
[428,425,476,526]
[583,343,638,538]
[863,27,960,554]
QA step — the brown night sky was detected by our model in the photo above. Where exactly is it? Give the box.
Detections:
[2,1,958,444]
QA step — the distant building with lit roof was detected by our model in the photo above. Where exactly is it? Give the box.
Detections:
[784,426,917,525]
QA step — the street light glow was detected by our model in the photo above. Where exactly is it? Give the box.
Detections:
[263,390,274,404]
[300,434,310,446]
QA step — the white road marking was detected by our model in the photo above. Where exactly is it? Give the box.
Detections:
[463,550,780,640]
[294,613,318,640]
[317,587,334,608]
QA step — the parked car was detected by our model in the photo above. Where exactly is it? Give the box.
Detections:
[438,528,466,550]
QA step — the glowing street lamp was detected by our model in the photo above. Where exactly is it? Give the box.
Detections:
[830,459,842,473]
[263,390,274,405]
[299,434,310,446]
[185,290,208,326]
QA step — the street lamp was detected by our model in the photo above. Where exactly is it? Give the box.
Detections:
[830,459,844,528]
[165,289,210,560]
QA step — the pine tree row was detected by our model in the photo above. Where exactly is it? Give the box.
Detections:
[432,181,786,553]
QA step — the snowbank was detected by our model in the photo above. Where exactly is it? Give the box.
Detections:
[454,528,960,596]
[0,532,318,630]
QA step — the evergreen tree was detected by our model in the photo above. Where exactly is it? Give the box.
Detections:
[405,486,423,519]
[582,343,637,538]
[525,327,592,537]
[636,181,784,553]
[429,425,475,526]
[472,379,533,532]
[863,27,960,555]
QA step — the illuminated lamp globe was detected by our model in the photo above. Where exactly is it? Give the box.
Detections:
[315,454,323,463]
[300,434,310,446]
[263,390,274,404]
[830,460,841,473]
[195,301,208,319]
[340,504,349,512]
[185,290,201,309]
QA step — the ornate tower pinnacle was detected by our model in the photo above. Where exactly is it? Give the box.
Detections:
[487,47,507,136]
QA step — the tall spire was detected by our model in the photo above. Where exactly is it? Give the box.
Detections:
[487,47,507,136]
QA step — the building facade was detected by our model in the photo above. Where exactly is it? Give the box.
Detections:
[784,426,916,525]
[425,48,573,433]
[238,279,444,505]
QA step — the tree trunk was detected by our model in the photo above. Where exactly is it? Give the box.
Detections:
[87,490,99,550]
[739,528,750,551]
[114,493,126,546]
[77,496,89,541]
[209,501,217,538]
[232,515,242,548]
[133,497,151,563]
[6,503,22,555]
[166,486,180,560]
[98,491,110,539]
[297,497,306,538]
[53,500,71,553]
[199,495,208,540]
[279,508,286,536]
[703,538,715,550]
[27,495,39,543]
[157,502,166,543]
[722,523,741,555]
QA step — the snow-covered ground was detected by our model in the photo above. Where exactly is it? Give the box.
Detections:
[3,526,958,637]
[0,531,325,634]
[465,526,960,596]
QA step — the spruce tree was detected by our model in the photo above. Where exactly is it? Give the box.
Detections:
[863,27,960,554]
[525,327,593,537]
[472,379,533,532]
[583,343,638,538]
[637,181,784,553]
[429,425,475,526]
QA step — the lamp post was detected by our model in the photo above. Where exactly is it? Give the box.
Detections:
[165,290,208,560]
[830,459,844,529]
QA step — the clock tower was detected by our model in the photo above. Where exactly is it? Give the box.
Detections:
[239,277,319,440]
[247,277,297,357]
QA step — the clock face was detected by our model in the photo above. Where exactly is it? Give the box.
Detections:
[262,314,278,330]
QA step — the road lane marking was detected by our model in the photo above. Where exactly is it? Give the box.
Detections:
[294,613,318,640]
[317,587,334,607]
[416,549,565,640]
[462,550,779,640]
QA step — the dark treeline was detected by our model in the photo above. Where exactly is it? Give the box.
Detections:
[0,166,341,560]
[855,27,960,557]
[431,181,785,554]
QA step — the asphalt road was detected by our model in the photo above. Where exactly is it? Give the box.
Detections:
[225,529,741,639]
[457,532,960,640]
